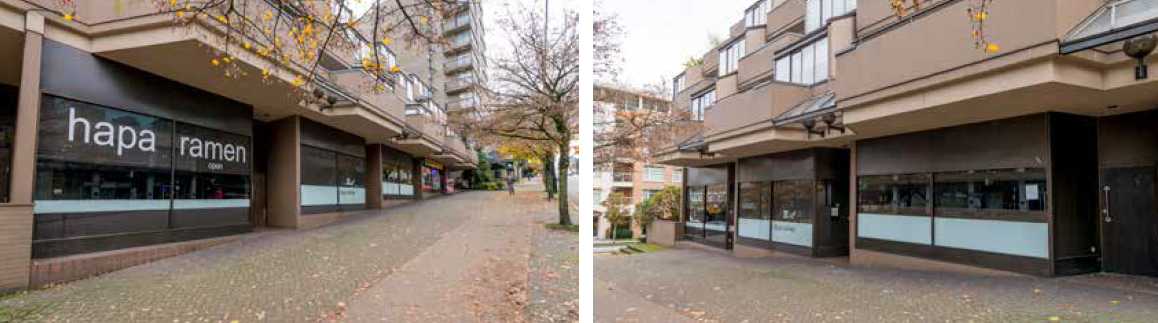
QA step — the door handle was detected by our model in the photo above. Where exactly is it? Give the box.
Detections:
[1103,185,1112,223]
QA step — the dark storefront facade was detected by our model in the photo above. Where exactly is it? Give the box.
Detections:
[681,148,851,258]
[31,40,255,258]
[299,118,367,216]
[854,113,1108,277]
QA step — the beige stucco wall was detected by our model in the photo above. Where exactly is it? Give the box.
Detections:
[704,82,811,139]
[766,0,804,38]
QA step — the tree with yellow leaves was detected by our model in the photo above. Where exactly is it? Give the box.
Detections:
[891,0,997,53]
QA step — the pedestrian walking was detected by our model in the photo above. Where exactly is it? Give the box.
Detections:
[507,177,516,195]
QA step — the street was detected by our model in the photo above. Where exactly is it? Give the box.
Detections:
[0,188,577,323]
[595,248,1158,323]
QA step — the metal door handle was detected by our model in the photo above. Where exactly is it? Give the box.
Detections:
[1103,185,1112,223]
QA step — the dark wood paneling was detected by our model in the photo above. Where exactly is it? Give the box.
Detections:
[686,165,729,186]
[1048,113,1100,261]
[300,118,366,157]
[736,149,814,182]
[857,114,1048,175]
[39,40,253,136]
[1098,109,1158,168]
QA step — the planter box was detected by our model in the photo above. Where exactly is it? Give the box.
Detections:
[648,220,683,247]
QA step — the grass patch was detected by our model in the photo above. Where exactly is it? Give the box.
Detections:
[545,223,579,232]
[628,243,665,253]
[0,302,51,323]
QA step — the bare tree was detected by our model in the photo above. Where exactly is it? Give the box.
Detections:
[593,83,701,169]
[467,4,578,226]
[594,1,623,81]
[892,0,998,52]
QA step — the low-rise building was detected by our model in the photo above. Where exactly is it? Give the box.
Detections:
[655,0,1158,278]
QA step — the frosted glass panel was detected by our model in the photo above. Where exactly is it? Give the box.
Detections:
[934,218,1049,258]
[857,213,932,244]
[301,185,338,206]
[738,218,771,240]
[772,221,813,247]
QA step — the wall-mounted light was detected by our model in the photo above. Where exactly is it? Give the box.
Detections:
[1124,34,1157,80]
[802,119,826,139]
[822,113,845,135]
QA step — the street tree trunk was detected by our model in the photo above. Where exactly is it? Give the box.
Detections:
[555,140,572,226]
[542,153,556,200]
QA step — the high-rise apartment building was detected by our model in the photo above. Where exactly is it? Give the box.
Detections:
[654,0,1158,278]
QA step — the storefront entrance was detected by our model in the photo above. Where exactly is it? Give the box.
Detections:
[1100,167,1158,276]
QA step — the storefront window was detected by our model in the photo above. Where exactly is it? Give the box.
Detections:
[172,122,251,213]
[932,168,1048,259]
[704,185,729,232]
[337,153,366,208]
[0,86,16,203]
[934,169,1047,220]
[382,162,415,197]
[857,174,930,216]
[686,187,705,226]
[738,182,771,240]
[300,145,338,212]
[772,180,813,247]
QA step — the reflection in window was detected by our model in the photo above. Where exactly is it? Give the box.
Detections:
[857,174,930,216]
[687,187,705,225]
[337,154,366,207]
[705,185,729,232]
[738,182,771,240]
[773,180,813,223]
[173,172,250,207]
[300,145,337,207]
[34,160,172,213]
[934,168,1047,220]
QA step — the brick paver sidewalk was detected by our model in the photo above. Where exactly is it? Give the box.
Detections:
[0,189,572,323]
[596,248,1158,323]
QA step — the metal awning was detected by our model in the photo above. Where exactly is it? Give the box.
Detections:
[773,91,837,126]
[1061,0,1158,54]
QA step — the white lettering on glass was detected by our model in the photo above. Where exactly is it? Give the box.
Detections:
[68,107,157,156]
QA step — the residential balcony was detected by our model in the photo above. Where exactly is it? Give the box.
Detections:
[444,34,474,55]
[612,171,634,186]
[443,55,476,74]
[766,0,805,37]
[397,113,445,157]
[446,97,480,111]
[442,13,473,36]
[445,77,475,94]
[704,81,811,140]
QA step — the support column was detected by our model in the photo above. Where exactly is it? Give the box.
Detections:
[266,116,300,228]
[848,142,858,254]
[0,12,45,291]
[366,144,383,209]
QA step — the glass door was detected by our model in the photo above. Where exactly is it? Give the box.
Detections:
[704,184,732,248]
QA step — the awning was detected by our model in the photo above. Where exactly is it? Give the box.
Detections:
[1061,0,1158,54]
[772,91,837,126]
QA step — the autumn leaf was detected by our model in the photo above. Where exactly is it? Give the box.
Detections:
[63,13,74,20]
[986,43,999,52]
[1047,315,1061,321]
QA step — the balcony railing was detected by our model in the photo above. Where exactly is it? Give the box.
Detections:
[442,13,472,35]
[445,77,475,93]
[446,97,479,111]
[612,172,633,183]
[443,56,476,73]
[445,34,473,54]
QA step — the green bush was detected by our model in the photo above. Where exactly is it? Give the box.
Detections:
[546,223,579,232]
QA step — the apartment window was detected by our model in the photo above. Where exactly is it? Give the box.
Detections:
[774,38,829,85]
[719,40,745,75]
[672,74,685,99]
[643,189,661,201]
[806,0,858,33]
[644,166,664,182]
[745,0,771,26]
[690,89,715,121]
[671,169,683,183]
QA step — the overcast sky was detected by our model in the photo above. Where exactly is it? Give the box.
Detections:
[482,0,579,63]
[600,0,754,87]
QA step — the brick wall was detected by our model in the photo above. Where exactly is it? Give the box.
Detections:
[0,204,33,291]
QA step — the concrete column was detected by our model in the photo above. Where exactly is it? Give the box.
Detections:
[0,12,46,291]
[266,116,300,228]
[848,142,858,253]
[11,13,43,204]
[366,144,383,209]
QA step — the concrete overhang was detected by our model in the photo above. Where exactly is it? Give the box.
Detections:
[390,135,442,157]
[320,100,406,143]
[705,124,854,159]
[651,149,732,167]
[840,54,1158,141]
